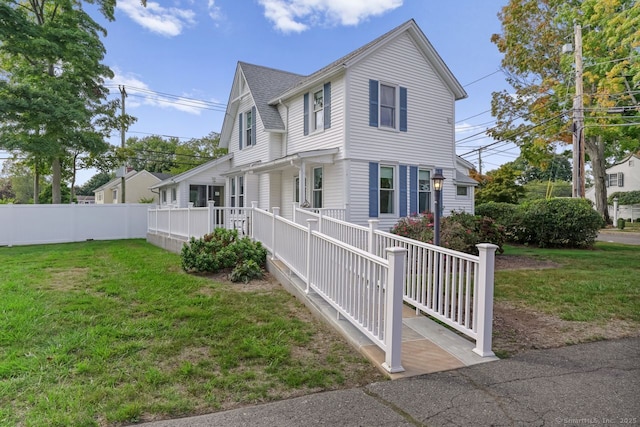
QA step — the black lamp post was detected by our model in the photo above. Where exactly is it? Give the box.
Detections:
[432,169,445,246]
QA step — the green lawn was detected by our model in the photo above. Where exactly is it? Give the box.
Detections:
[495,243,640,322]
[0,240,381,426]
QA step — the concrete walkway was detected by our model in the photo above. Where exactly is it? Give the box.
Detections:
[141,337,640,426]
[597,230,640,245]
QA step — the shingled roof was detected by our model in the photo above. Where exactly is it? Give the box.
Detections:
[239,62,305,131]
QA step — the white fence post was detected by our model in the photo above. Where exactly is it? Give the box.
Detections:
[251,202,258,240]
[305,219,318,294]
[168,206,172,239]
[208,200,216,234]
[473,243,498,357]
[292,202,298,223]
[383,247,406,373]
[271,207,280,261]
[368,219,379,254]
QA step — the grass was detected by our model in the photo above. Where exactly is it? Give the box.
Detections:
[495,242,640,322]
[0,240,381,426]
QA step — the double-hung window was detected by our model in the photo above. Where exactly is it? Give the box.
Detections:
[313,89,324,131]
[238,106,256,149]
[303,83,331,135]
[294,176,300,203]
[418,169,431,213]
[313,167,323,208]
[369,80,407,132]
[379,165,395,214]
[379,84,396,129]
[245,110,253,146]
[230,177,236,207]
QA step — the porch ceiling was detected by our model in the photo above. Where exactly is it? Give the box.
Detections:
[243,148,339,174]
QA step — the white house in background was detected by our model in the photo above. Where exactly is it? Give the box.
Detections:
[585,153,640,202]
[152,19,475,229]
[94,170,171,204]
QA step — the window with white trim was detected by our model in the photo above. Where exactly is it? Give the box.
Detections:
[380,165,395,214]
[294,176,299,203]
[312,89,324,132]
[171,188,177,203]
[380,84,396,129]
[245,110,253,146]
[238,176,244,207]
[113,189,118,203]
[313,167,323,208]
[456,186,469,197]
[161,190,167,204]
[418,169,431,213]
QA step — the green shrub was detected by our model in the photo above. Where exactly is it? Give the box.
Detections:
[617,218,626,230]
[181,228,267,275]
[391,211,506,255]
[474,202,519,240]
[608,190,640,205]
[229,260,264,283]
[514,198,604,248]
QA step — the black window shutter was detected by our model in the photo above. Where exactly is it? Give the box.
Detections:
[369,80,378,127]
[324,82,331,130]
[399,165,407,217]
[619,172,624,187]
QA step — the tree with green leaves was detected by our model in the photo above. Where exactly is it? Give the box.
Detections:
[507,153,572,184]
[0,0,135,203]
[75,171,112,196]
[117,132,226,175]
[490,0,640,223]
[474,163,525,205]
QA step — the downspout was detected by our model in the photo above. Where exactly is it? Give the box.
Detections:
[278,98,289,157]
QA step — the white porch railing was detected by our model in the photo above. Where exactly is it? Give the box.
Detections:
[148,203,251,240]
[254,205,405,372]
[293,206,498,357]
[147,202,497,366]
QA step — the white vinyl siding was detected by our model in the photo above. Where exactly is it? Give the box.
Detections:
[286,75,345,157]
[347,33,455,170]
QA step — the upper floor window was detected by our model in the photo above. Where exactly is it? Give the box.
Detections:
[304,83,331,135]
[607,173,624,187]
[245,110,253,146]
[369,80,407,132]
[380,84,396,129]
[238,106,256,149]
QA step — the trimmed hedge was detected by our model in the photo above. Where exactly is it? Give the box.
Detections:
[608,191,640,205]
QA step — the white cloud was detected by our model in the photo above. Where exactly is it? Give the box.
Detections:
[207,0,223,22]
[258,0,403,33]
[117,0,196,37]
[108,68,204,115]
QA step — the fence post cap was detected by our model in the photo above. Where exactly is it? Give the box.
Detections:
[386,246,407,254]
[476,243,499,250]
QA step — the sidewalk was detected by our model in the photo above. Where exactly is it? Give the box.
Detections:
[597,229,640,245]
[140,337,640,426]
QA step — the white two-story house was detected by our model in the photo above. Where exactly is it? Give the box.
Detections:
[152,19,475,229]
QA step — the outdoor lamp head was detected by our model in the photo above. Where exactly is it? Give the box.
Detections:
[432,170,445,191]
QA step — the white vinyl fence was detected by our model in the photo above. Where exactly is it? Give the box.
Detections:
[0,203,150,247]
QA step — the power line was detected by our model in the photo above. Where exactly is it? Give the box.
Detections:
[462,69,504,87]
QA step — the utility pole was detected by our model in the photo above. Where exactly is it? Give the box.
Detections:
[572,23,585,198]
[119,85,127,203]
[478,147,483,175]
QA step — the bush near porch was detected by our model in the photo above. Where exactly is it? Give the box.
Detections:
[390,211,506,254]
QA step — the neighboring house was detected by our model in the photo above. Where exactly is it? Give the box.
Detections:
[76,195,95,204]
[585,153,640,203]
[153,19,473,228]
[94,170,171,204]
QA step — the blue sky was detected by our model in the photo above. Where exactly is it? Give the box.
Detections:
[6,0,518,184]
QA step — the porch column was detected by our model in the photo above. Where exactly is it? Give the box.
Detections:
[299,161,306,206]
